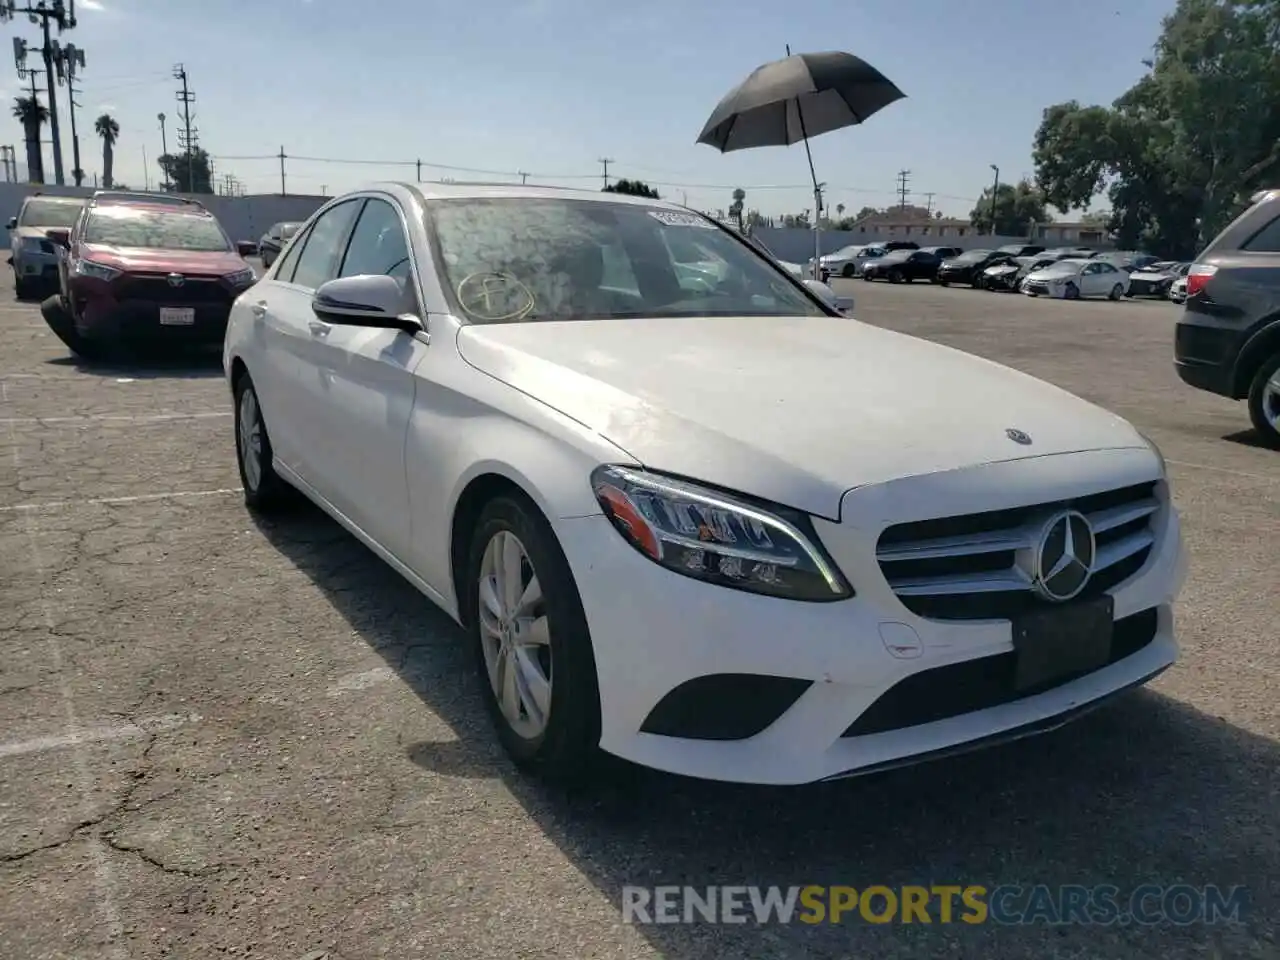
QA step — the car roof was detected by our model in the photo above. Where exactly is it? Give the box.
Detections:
[22,194,84,205]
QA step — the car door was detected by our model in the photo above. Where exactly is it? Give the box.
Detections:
[1077,262,1105,296]
[300,195,428,557]
[256,198,364,485]
[1094,261,1124,296]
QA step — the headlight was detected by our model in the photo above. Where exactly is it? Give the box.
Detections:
[1137,430,1167,476]
[590,465,852,601]
[225,267,256,286]
[72,258,121,281]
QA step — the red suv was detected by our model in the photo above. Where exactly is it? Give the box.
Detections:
[46,192,256,358]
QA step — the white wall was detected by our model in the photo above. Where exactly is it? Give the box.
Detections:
[0,183,328,243]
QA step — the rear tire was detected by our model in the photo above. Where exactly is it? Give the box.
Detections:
[1109,283,1124,301]
[1246,351,1280,449]
[888,269,904,284]
[464,495,602,783]
[233,372,294,511]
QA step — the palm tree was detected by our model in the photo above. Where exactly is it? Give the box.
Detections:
[836,202,845,218]
[730,187,746,227]
[12,96,48,184]
[95,113,119,189]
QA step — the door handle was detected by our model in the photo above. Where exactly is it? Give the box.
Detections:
[308,320,331,338]
[250,300,267,318]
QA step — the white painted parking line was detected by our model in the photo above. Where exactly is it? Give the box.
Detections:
[1166,458,1277,483]
[0,411,230,425]
[0,487,243,512]
[0,713,200,760]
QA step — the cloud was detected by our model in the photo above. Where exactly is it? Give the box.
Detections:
[96,103,117,112]
[80,0,105,9]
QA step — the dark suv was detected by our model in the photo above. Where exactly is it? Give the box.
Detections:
[46,194,256,358]
[1175,188,1280,447]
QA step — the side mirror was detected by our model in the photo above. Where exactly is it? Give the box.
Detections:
[46,227,70,247]
[312,275,421,333]
[236,240,257,257]
[804,279,854,316]
[5,217,15,230]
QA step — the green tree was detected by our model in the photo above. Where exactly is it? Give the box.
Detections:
[13,96,47,184]
[1033,0,1280,256]
[728,187,746,225]
[603,178,660,199]
[94,114,119,189]
[969,179,1052,236]
[158,148,214,194]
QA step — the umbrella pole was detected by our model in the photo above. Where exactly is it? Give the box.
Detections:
[795,99,823,281]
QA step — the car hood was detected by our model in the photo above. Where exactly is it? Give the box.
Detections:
[80,243,249,276]
[13,225,61,241]
[984,263,1020,274]
[455,315,1146,519]
[1027,268,1077,282]
[940,259,982,269]
[1129,270,1172,281]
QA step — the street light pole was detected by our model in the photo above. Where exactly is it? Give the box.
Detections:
[157,112,168,189]
[989,164,1000,237]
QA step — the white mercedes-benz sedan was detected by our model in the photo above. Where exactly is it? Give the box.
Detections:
[223,182,1188,786]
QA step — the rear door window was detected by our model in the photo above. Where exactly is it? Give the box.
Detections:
[1242,215,1280,252]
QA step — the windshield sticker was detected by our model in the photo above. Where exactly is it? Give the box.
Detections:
[647,210,715,229]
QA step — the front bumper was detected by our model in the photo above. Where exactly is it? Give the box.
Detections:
[12,251,59,284]
[557,447,1186,785]
[71,278,238,346]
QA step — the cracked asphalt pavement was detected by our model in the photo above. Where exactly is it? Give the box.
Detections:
[1,272,1276,959]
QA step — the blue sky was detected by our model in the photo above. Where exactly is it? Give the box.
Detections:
[6,0,1175,219]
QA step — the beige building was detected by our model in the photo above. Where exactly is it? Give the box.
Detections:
[842,211,1108,245]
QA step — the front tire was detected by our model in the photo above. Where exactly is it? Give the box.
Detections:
[40,293,105,361]
[465,495,601,782]
[234,372,293,511]
[841,263,856,278]
[1064,281,1080,300]
[1109,283,1124,301]
[1246,351,1280,449]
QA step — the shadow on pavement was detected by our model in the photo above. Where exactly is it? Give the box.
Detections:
[1221,428,1277,452]
[253,501,1276,959]
[43,349,224,380]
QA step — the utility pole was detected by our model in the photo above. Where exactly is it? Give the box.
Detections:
[517,170,529,185]
[896,169,911,210]
[277,145,286,196]
[924,192,935,216]
[320,184,327,196]
[0,145,14,181]
[598,156,614,190]
[55,39,84,186]
[4,1,78,186]
[415,158,422,182]
[173,63,197,192]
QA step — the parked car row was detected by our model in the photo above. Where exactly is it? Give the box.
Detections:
[14,191,259,358]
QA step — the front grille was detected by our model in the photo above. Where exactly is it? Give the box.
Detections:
[114,274,232,306]
[876,481,1160,621]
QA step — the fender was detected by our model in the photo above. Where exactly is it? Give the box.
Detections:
[1231,315,1280,398]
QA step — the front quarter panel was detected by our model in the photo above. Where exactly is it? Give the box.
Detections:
[403,323,638,616]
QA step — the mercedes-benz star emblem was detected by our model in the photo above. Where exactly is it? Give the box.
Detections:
[167,273,185,288]
[1032,510,1095,602]
[1006,428,1032,445]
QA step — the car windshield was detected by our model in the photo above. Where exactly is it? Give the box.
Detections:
[954,249,993,262]
[20,199,83,228]
[830,245,861,257]
[428,197,830,324]
[84,207,232,251]
[1039,261,1083,276]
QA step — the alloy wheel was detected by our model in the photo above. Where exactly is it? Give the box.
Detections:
[478,530,552,739]
[1263,369,1280,432]
[238,387,263,492]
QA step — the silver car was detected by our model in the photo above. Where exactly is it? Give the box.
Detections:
[7,194,85,300]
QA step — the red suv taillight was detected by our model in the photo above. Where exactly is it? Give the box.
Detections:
[1185,262,1218,298]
